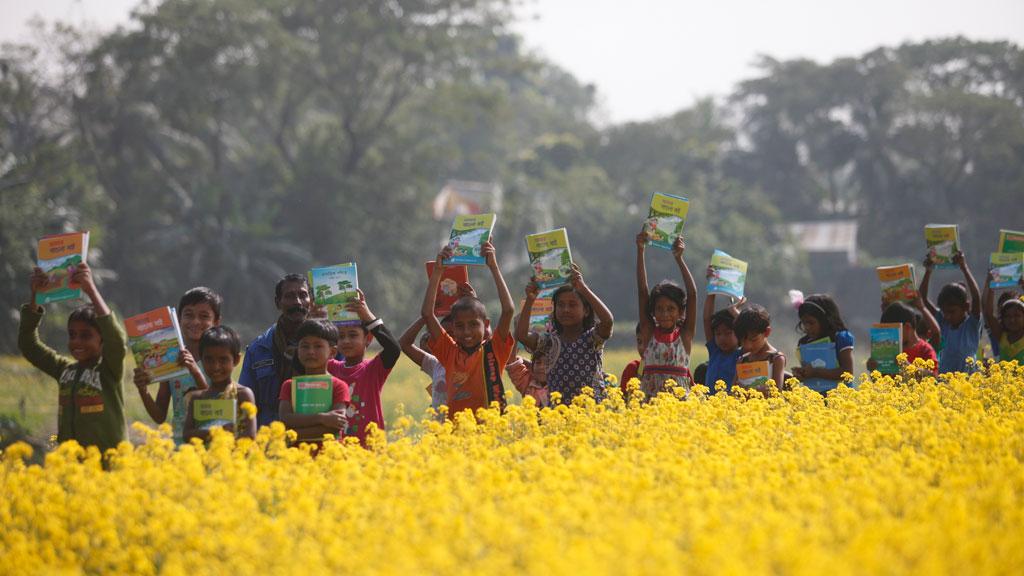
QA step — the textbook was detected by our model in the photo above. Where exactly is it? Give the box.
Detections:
[736,361,770,389]
[643,192,690,250]
[989,252,1024,289]
[291,375,336,441]
[924,224,959,269]
[998,229,1024,253]
[877,264,917,305]
[425,261,469,317]
[35,231,90,305]
[126,307,188,383]
[706,250,748,300]
[797,341,837,392]
[523,293,555,335]
[526,228,573,289]
[870,323,903,375]
[192,398,236,431]
[445,213,496,266]
[308,263,360,327]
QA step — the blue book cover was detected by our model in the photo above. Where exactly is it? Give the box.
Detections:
[445,213,496,266]
[798,341,837,392]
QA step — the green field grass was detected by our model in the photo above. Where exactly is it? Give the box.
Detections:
[0,345,710,444]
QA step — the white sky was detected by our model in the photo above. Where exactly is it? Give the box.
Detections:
[3,0,1023,122]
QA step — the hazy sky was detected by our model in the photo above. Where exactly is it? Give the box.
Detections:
[3,0,1023,122]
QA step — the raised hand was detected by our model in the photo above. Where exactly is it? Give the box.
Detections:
[671,235,686,260]
[524,279,540,300]
[482,240,497,269]
[344,288,374,322]
[569,263,586,291]
[436,245,455,267]
[457,282,477,299]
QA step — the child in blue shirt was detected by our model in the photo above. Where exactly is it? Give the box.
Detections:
[791,293,855,394]
[701,280,744,393]
[920,250,982,374]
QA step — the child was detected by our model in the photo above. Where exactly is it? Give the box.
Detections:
[620,324,644,391]
[135,287,222,444]
[733,305,787,395]
[326,289,399,445]
[184,326,257,441]
[276,320,350,444]
[19,262,127,452]
[515,263,614,404]
[702,287,746,393]
[920,251,982,374]
[421,241,515,416]
[791,294,855,393]
[870,300,939,375]
[635,232,697,399]
[983,273,1024,363]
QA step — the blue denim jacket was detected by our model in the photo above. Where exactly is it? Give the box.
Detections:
[238,324,282,427]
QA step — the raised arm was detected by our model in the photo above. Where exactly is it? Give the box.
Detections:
[954,251,981,317]
[636,230,652,343]
[702,275,716,342]
[19,268,71,379]
[672,236,698,354]
[483,241,515,338]
[421,246,452,340]
[571,263,614,341]
[348,289,400,369]
[399,317,428,366]
[982,271,1002,342]
[514,280,541,352]
[911,291,941,346]
[919,254,939,317]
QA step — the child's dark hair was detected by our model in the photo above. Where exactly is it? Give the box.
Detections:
[734,305,771,341]
[199,326,241,356]
[274,273,308,302]
[881,302,920,329]
[551,285,594,333]
[450,296,488,321]
[937,282,969,308]
[710,309,735,331]
[296,319,339,345]
[646,281,687,323]
[797,294,847,341]
[179,286,223,320]
[1000,298,1024,325]
[67,305,99,331]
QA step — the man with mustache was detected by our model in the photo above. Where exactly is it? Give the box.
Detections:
[239,273,319,427]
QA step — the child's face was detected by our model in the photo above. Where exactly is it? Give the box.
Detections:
[337,326,370,360]
[653,296,683,330]
[740,328,770,354]
[450,309,488,351]
[901,322,917,347]
[180,302,218,344]
[67,321,102,363]
[554,291,587,329]
[298,335,336,372]
[940,303,968,327]
[800,315,823,340]
[1003,306,1024,334]
[200,345,239,385]
[714,323,739,352]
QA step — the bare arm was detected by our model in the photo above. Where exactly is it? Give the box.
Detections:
[514,281,541,352]
[571,264,614,341]
[672,236,698,354]
[919,254,939,317]
[399,317,427,366]
[237,387,257,439]
[702,283,716,343]
[135,371,170,423]
[955,251,981,317]
[483,241,515,338]
[771,354,787,390]
[183,393,209,443]
[421,246,452,341]
[635,230,653,345]
[982,271,1001,341]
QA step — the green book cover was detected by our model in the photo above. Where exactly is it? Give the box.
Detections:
[643,192,690,250]
[870,323,903,375]
[924,224,959,269]
[445,213,496,266]
[192,398,236,431]
[525,228,573,289]
[292,375,334,414]
[990,252,1023,289]
[35,231,90,305]
[998,229,1024,254]
[309,263,360,327]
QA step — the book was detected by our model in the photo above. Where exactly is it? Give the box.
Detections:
[35,231,90,305]
[125,307,188,383]
[998,229,1024,254]
[445,213,496,266]
[192,398,236,431]
[525,228,573,290]
[523,293,555,335]
[736,361,771,388]
[643,192,690,250]
[291,375,336,441]
[877,264,917,305]
[308,263,360,327]
[990,252,1024,289]
[870,323,903,375]
[706,250,748,300]
[797,341,838,391]
[425,261,469,317]
[924,224,959,269]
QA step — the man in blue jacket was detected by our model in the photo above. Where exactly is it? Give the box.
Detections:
[239,273,313,427]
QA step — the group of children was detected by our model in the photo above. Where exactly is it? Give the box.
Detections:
[16,227,1024,454]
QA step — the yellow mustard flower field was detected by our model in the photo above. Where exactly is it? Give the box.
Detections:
[2,360,1023,576]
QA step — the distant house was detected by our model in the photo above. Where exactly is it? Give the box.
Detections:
[432,180,503,221]
[788,220,859,267]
